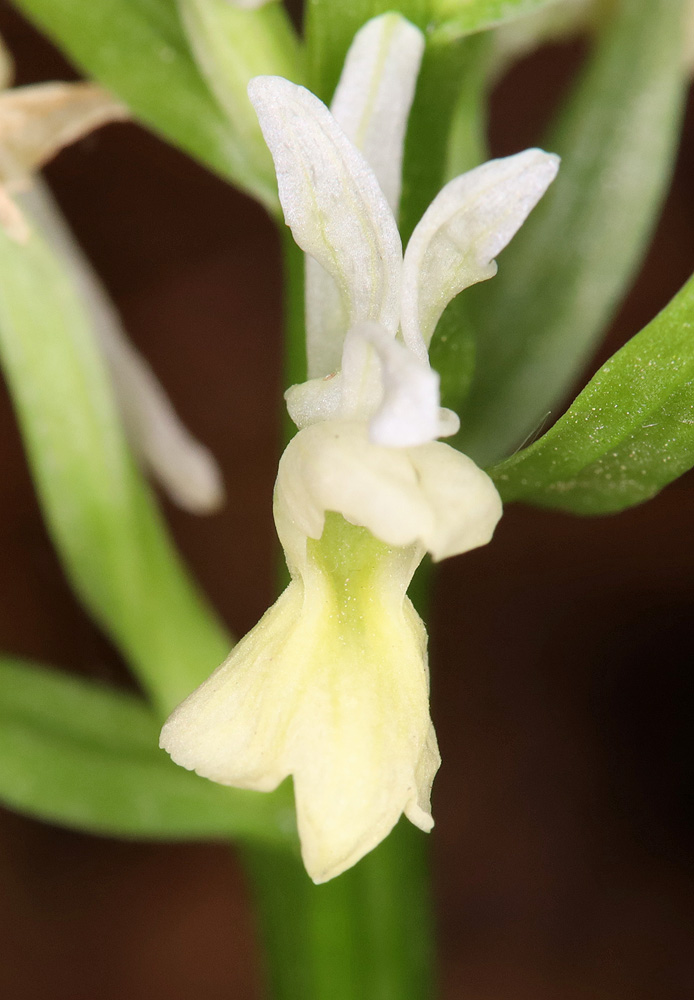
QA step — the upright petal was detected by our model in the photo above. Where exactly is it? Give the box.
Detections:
[304,15,423,378]
[331,13,424,217]
[401,149,559,357]
[249,75,402,377]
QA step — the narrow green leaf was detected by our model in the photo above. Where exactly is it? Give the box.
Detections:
[0,199,229,714]
[457,0,687,466]
[9,0,279,208]
[179,0,304,127]
[490,274,694,515]
[177,0,304,209]
[430,0,559,42]
[0,657,295,843]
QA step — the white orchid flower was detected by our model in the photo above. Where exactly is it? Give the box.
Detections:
[0,69,224,513]
[161,14,559,883]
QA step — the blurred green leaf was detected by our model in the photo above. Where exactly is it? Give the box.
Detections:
[10,0,280,209]
[305,0,556,98]
[0,203,229,715]
[177,0,304,211]
[430,0,558,42]
[442,32,491,182]
[490,273,694,515]
[456,0,687,465]
[0,657,295,843]
[179,0,303,142]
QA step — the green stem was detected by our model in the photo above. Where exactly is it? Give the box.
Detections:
[243,821,434,1000]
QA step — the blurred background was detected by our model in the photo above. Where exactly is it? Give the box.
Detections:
[0,3,692,998]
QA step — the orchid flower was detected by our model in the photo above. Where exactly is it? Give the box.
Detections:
[161,14,559,883]
[0,51,224,513]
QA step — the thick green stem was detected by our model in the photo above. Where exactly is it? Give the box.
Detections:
[243,821,434,1000]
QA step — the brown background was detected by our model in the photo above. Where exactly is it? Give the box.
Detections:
[0,4,693,998]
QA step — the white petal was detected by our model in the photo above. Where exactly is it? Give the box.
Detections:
[338,321,385,421]
[437,407,461,438]
[274,421,500,567]
[303,15,423,376]
[340,321,449,447]
[407,442,503,561]
[401,148,560,356]
[275,421,433,564]
[284,317,452,442]
[20,180,224,514]
[331,13,424,216]
[161,525,438,884]
[284,370,343,429]
[248,75,402,378]
[0,82,127,185]
[303,256,347,378]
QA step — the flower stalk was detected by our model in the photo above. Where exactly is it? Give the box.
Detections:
[243,819,434,1000]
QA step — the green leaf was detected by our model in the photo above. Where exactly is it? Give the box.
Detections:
[430,0,559,42]
[177,0,304,210]
[456,0,687,466]
[179,0,303,133]
[9,0,279,209]
[0,657,295,843]
[0,197,229,715]
[490,273,694,515]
